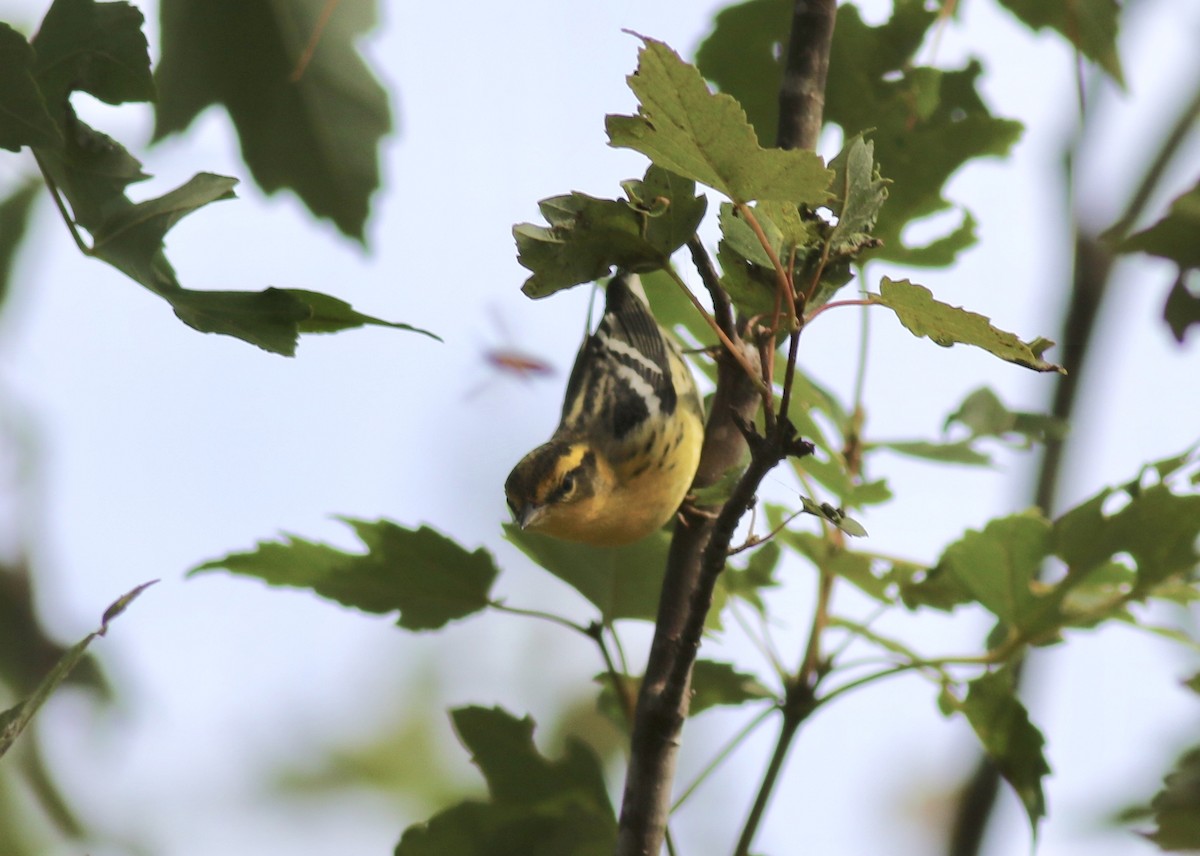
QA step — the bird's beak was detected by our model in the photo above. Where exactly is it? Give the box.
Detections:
[512,502,545,531]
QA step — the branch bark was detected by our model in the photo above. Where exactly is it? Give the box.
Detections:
[614,3,837,854]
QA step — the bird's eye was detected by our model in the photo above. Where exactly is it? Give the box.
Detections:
[560,473,576,495]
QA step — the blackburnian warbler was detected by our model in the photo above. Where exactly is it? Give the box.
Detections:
[505,273,705,546]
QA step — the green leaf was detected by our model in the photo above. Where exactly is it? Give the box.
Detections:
[0,580,155,759]
[873,278,1065,373]
[689,660,774,713]
[0,23,61,150]
[827,134,889,256]
[192,521,498,631]
[154,0,390,240]
[1144,746,1200,851]
[167,287,315,355]
[89,172,239,291]
[824,3,1022,265]
[954,669,1050,833]
[0,180,40,313]
[997,0,1124,87]
[716,204,780,319]
[30,0,155,110]
[285,289,441,340]
[514,165,705,298]
[34,110,148,233]
[606,36,831,206]
[1118,179,1200,270]
[795,495,867,537]
[622,165,709,260]
[451,707,613,811]
[170,285,439,356]
[396,707,614,856]
[504,524,668,624]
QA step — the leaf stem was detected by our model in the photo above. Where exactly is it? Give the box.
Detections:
[665,265,769,396]
[32,152,92,255]
[671,705,777,812]
[488,601,591,636]
[803,296,877,325]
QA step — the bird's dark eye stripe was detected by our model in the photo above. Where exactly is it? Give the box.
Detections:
[546,464,585,504]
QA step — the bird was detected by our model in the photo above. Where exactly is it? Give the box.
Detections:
[505,272,705,546]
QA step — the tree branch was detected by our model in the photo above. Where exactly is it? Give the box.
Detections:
[614,6,837,853]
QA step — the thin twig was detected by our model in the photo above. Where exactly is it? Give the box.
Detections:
[665,265,768,395]
[687,235,736,337]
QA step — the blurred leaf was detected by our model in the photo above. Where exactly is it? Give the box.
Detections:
[954,668,1050,833]
[1115,180,1200,344]
[1162,272,1200,345]
[945,387,1067,444]
[0,23,61,150]
[873,439,991,466]
[1117,179,1200,269]
[997,0,1124,87]
[824,2,1022,265]
[395,707,614,856]
[155,0,390,240]
[722,539,782,614]
[0,180,40,313]
[504,525,668,624]
[273,673,464,809]
[451,707,612,810]
[1143,746,1200,851]
[697,0,1019,265]
[515,165,706,298]
[933,511,1054,634]
[781,529,890,602]
[689,660,774,713]
[30,0,154,110]
[596,659,773,723]
[607,36,831,206]
[872,387,1065,466]
[1054,482,1200,592]
[874,278,1065,373]
[0,581,154,759]
[192,521,497,631]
